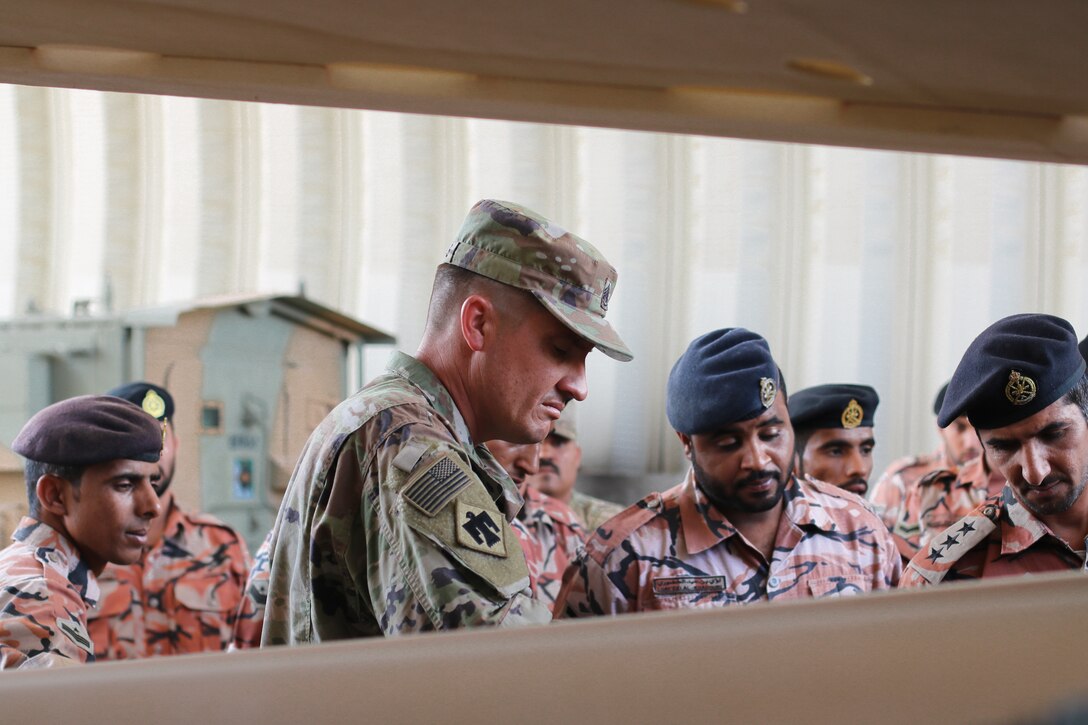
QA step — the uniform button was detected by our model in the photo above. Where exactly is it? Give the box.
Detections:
[768,576,780,588]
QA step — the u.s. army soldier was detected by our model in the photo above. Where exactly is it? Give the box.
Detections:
[261,199,631,644]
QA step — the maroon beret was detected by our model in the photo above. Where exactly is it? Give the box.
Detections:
[11,395,163,465]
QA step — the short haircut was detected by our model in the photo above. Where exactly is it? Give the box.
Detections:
[793,426,814,458]
[1062,373,1088,422]
[425,263,537,331]
[24,460,84,518]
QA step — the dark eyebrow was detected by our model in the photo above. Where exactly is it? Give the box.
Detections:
[757,416,785,428]
[1039,421,1069,436]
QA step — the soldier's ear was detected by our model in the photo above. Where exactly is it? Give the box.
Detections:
[675,432,693,459]
[459,294,494,353]
[36,474,71,517]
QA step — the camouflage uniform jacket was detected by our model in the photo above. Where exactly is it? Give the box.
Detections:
[895,456,1006,559]
[869,448,947,535]
[555,471,901,617]
[0,517,98,669]
[901,484,1088,586]
[261,352,550,645]
[517,483,587,612]
[231,531,271,649]
[569,490,624,533]
[87,499,251,659]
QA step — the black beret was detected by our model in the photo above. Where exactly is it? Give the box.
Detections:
[12,395,163,466]
[938,314,1085,429]
[933,381,950,417]
[667,328,782,435]
[1080,335,1088,364]
[106,381,174,422]
[789,384,879,431]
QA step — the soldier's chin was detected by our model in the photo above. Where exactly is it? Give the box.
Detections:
[840,480,869,496]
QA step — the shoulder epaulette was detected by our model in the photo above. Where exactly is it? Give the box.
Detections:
[584,493,664,565]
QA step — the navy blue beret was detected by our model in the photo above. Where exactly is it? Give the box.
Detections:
[938,314,1085,429]
[789,384,879,432]
[1080,335,1088,364]
[107,381,174,422]
[12,395,163,466]
[933,381,950,417]
[667,328,782,435]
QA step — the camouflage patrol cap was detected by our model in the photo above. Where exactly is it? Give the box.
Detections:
[12,395,163,466]
[445,199,633,362]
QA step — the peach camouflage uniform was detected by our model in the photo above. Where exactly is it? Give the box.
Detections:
[869,449,948,538]
[516,482,587,612]
[0,518,99,669]
[901,484,1087,586]
[892,455,1005,560]
[87,498,250,659]
[556,471,901,615]
[0,395,164,670]
[902,313,1088,586]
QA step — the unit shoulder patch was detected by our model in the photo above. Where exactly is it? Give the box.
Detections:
[57,617,94,656]
[455,500,507,558]
[402,453,474,517]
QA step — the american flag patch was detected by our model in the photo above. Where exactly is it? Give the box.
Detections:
[403,454,473,517]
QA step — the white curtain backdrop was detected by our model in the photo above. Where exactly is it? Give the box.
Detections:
[2,84,1087,484]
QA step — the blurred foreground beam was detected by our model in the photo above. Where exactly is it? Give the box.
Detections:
[2,571,1086,723]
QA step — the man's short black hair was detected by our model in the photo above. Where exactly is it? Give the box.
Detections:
[24,460,84,518]
[1062,374,1088,422]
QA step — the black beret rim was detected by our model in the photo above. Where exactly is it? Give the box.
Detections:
[961,362,1086,430]
[788,384,879,431]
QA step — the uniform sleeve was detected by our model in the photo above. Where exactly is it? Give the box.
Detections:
[231,533,271,649]
[869,469,907,531]
[877,525,904,588]
[553,549,633,619]
[0,578,93,669]
[339,429,550,635]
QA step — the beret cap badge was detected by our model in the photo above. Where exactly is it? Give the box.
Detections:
[841,399,863,429]
[142,389,167,419]
[759,377,777,408]
[1004,370,1037,406]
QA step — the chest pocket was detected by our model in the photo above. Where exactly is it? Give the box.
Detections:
[162,574,239,655]
[806,575,869,598]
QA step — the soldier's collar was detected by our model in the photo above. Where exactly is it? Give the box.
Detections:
[784,476,838,533]
[386,352,471,446]
[1000,485,1057,555]
[680,472,739,555]
[16,517,100,607]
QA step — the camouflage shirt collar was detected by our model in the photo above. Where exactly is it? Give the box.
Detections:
[680,473,837,555]
[999,485,1069,555]
[13,516,99,607]
[386,351,473,447]
[784,476,838,533]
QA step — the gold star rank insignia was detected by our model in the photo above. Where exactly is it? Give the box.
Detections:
[1004,370,1037,406]
[841,399,863,429]
[456,500,507,557]
[759,377,777,408]
[141,389,166,419]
